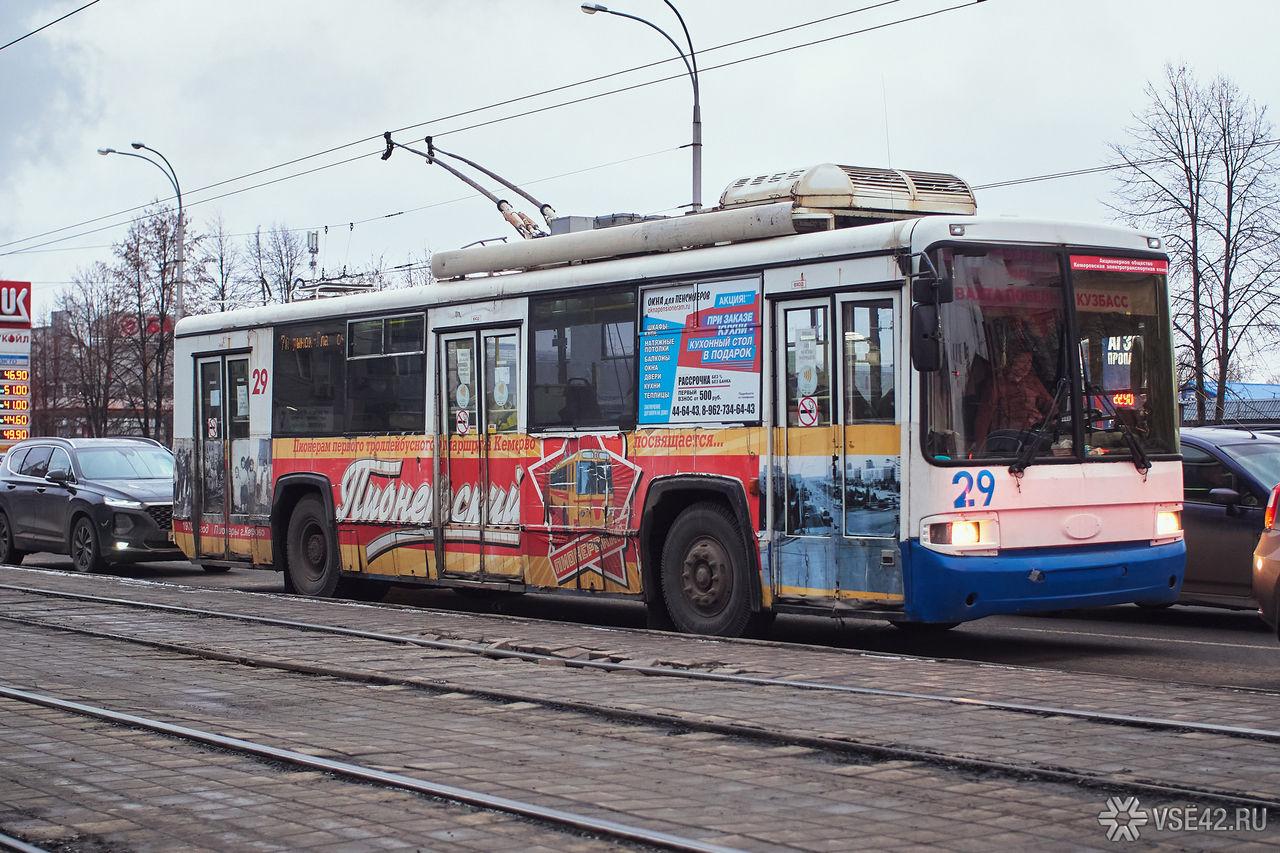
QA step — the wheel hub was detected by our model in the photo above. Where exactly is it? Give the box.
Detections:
[682,538,729,614]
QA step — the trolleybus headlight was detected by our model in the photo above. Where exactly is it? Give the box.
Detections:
[929,520,981,546]
[922,515,998,555]
[1156,510,1181,536]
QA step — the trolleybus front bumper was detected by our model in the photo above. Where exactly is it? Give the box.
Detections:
[902,539,1184,624]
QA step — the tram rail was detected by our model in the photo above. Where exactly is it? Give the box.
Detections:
[1,579,1278,744]
[1,577,1278,815]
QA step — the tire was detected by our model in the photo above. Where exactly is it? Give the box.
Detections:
[70,516,104,573]
[660,502,752,637]
[285,495,340,597]
[0,510,27,565]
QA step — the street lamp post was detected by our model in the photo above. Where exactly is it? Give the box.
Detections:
[582,1,702,212]
[97,142,185,322]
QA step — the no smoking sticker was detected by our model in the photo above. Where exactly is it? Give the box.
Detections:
[797,396,819,427]
[455,408,470,435]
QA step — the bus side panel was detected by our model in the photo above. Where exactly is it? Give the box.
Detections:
[273,436,439,579]
[524,434,641,592]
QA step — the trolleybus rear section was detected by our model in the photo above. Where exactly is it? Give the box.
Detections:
[170,163,1184,636]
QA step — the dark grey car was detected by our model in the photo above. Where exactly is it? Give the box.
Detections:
[0,436,187,572]
[1176,427,1280,609]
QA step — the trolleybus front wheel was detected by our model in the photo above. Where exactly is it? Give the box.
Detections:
[286,496,340,597]
[660,502,752,637]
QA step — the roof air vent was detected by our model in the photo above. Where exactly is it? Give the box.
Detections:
[719,163,976,221]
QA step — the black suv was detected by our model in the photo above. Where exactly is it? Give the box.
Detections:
[1177,427,1280,610]
[0,436,185,571]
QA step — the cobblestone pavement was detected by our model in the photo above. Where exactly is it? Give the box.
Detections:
[0,567,1277,851]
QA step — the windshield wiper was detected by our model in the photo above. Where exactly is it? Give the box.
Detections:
[1009,377,1069,476]
[1085,383,1151,474]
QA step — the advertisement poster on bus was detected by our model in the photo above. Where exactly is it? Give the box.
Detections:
[639,277,761,425]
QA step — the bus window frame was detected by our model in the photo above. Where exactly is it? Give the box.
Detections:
[528,285,638,433]
[917,241,1181,468]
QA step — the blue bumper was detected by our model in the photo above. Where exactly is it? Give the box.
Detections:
[902,539,1185,624]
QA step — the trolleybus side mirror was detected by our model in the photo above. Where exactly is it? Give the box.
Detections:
[911,274,954,305]
[910,303,942,372]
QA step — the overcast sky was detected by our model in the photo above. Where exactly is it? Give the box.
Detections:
[2,0,1278,322]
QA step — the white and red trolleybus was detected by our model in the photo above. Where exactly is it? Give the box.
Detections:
[172,164,1185,635]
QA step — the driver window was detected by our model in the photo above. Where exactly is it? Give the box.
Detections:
[1180,444,1236,503]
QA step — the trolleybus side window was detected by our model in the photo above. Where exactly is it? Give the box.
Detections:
[444,338,477,435]
[273,322,345,436]
[784,307,831,427]
[346,314,425,434]
[484,332,519,433]
[843,300,894,423]
[530,288,636,430]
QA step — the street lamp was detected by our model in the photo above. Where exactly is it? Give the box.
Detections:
[582,1,702,212]
[98,142,185,322]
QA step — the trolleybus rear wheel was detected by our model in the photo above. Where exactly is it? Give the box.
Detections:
[286,496,340,597]
[660,502,751,637]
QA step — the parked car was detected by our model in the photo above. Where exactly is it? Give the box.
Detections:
[1253,487,1280,640]
[0,436,185,572]
[1174,427,1280,610]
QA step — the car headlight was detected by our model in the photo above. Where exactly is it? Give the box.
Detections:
[104,496,145,509]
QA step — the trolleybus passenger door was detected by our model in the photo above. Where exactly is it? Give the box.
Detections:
[438,330,524,582]
[834,295,903,602]
[772,296,903,605]
[195,355,253,561]
[774,299,840,598]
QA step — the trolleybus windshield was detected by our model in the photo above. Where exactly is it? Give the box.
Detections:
[923,247,1176,464]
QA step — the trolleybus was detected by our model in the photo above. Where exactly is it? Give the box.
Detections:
[172,163,1184,635]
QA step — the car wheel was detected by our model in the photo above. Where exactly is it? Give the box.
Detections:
[71,517,104,573]
[0,510,27,565]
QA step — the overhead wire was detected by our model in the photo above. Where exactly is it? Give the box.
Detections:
[0,0,102,52]
[0,0,971,255]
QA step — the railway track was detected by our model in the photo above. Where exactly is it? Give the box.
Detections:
[2,579,1279,744]
[2,576,1279,818]
[0,684,740,853]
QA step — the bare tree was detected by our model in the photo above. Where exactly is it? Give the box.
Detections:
[1110,65,1280,423]
[114,204,191,442]
[195,213,258,313]
[247,224,305,303]
[400,249,434,289]
[58,264,122,436]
